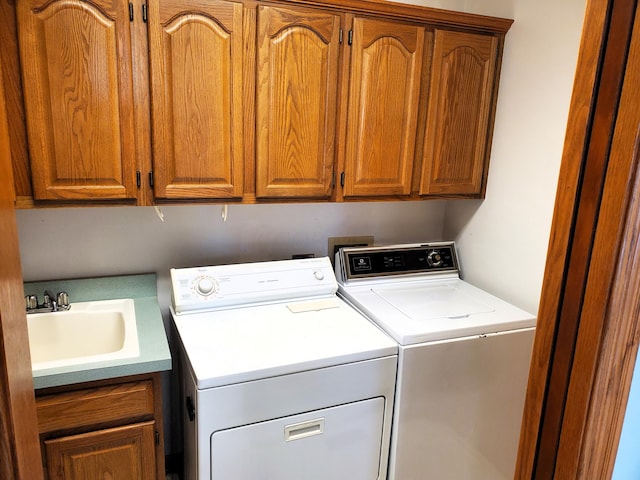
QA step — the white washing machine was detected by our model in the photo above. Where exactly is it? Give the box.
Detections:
[335,242,536,480]
[170,257,398,480]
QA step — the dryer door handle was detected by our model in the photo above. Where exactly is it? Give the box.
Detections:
[284,418,325,442]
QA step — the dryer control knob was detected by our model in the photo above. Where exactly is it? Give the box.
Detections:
[313,270,325,280]
[195,277,216,296]
[427,250,443,267]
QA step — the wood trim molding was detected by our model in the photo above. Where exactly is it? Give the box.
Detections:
[514,0,609,473]
[0,51,44,479]
[559,4,640,475]
[259,0,513,33]
[516,0,640,478]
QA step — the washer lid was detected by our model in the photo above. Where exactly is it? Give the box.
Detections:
[339,279,536,345]
[173,295,397,389]
[372,284,495,320]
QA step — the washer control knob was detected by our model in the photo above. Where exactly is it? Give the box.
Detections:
[313,270,325,280]
[427,250,443,267]
[195,277,216,296]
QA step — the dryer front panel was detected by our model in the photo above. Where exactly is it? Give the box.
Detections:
[211,397,385,479]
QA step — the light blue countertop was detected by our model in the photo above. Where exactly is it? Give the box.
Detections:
[24,273,172,390]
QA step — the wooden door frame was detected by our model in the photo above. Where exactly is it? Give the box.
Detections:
[516,0,640,477]
[0,51,43,479]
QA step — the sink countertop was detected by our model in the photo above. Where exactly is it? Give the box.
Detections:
[24,273,172,390]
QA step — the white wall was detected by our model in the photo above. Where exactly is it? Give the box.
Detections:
[397,0,586,315]
[16,201,446,305]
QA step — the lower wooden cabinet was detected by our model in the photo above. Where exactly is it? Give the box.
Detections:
[35,373,165,480]
[45,421,157,480]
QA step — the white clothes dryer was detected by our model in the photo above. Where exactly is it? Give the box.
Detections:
[335,242,536,480]
[170,257,397,480]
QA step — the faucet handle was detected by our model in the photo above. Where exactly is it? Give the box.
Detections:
[25,294,38,311]
[57,291,70,309]
[43,291,53,308]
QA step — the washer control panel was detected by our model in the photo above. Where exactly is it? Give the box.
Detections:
[171,257,337,314]
[338,242,459,281]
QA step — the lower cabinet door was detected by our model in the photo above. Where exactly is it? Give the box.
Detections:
[45,421,157,480]
[211,397,385,479]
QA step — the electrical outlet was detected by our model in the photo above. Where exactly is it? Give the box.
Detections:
[327,235,374,265]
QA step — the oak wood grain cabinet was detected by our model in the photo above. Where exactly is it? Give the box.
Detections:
[420,29,500,197]
[11,0,511,205]
[45,422,157,480]
[17,0,139,201]
[148,0,245,200]
[342,16,425,198]
[256,10,426,200]
[255,4,341,199]
[35,374,165,480]
[17,0,246,203]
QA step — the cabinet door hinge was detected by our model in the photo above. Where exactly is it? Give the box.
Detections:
[136,171,141,188]
[149,171,154,188]
[128,2,134,21]
[339,29,343,44]
[340,172,345,188]
[331,171,336,189]
[348,30,353,46]
[155,430,160,446]
[142,3,148,22]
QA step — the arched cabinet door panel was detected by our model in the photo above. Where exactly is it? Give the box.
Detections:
[148,0,245,200]
[343,17,425,198]
[420,29,498,197]
[17,0,138,201]
[256,5,341,199]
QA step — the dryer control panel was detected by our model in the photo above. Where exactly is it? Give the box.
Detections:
[337,242,459,281]
[171,257,338,314]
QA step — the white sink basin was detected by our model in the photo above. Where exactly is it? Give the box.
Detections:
[27,298,140,372]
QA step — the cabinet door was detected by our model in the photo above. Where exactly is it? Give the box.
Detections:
[45,421,156,480]
[256,5,341,198]
[17,0,138,201]
[420,30,498,196]
[343,17,424,197]
[148,0,244,199]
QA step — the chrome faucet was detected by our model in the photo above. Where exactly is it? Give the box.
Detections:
[25,290,71,313]
[44,290,58,312]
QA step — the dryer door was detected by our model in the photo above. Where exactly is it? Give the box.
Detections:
[211,397,385,479]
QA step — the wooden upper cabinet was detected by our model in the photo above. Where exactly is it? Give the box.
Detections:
[148,0,244,200]
[17,0,138,201]
[255,5,341,198]
[342,17,424,197]
[12,0,509,205]
[420,29,499,196]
